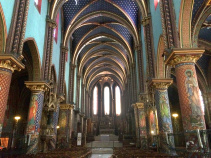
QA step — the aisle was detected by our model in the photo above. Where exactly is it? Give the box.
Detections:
[90,154,113,158]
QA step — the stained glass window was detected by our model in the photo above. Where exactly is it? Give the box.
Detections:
[115,86,121,115]
[34,0,42,13]
[199,90,205,114]
[154,0,159,10]
[104,86,110,115]
[93,86,98,115]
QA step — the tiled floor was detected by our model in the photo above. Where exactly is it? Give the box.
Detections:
[90,154,113,158]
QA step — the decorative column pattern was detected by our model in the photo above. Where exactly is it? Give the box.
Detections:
[85,90,89,117]
[149,79,175,154]
[43,18,57,80]
[137,103,148,149]
[58,104,74,148]
[6,0,29,59]
[165,49,207,150]
[0,55,24,137]
[25,81,50,154]
[136,45,145,93]
[69,64,76,104]
[142,17,155,79]
[132,64,137,103]
[58,46,68,95]
[76,75,81,111]
[81,84,85,114]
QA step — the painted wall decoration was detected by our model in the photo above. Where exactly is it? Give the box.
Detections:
[27,92,44,134]
[185,69,204,127]
[138,110,146,136]
[149,110,157,134]
[175,63,205,130]
[27,96,38,134]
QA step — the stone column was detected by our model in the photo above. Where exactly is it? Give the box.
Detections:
[0,55,24,137]
[85,90,89,117]
[137,103,148,149]
[25,81,50,154]
[165,49,207,151]
[58,104,74,148]
[149,79,175,154]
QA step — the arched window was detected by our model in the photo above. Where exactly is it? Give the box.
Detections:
[154,0,160,10]
[34,0,42,13]
[199,89,205,114]
[104,86,110,115]
[93,86,98,115]
[115,86,121,116]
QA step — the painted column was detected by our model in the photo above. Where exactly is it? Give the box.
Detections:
[85,90,89,117]
[25,81,50,154]
[0,56,24,137]
[165,49,207,151]
[69,64,76,104]
[132,104,140,147]
[137,103,148,149]
[76,75,81,111]
[58,104,74,148]
[149,79,175,154]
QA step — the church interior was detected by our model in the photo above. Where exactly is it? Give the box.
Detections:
[0,0,211,157]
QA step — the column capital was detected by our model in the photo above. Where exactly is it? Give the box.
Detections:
[71,64,76,69]
[60,104,74,110]
[141,16,151,26]
[57,94,65,103]
[0,55,25,72]
[61,45,68,53]
[165,48,204,67]
[25,81,50,92]
[136,102,144,109]
[46,17,57,28]
[148,78,173,90]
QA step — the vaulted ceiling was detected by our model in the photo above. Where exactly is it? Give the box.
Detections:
[63,0,140,91]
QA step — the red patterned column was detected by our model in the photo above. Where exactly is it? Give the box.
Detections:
[0,55,24,137]
[166,49,206,150]
[132,104,140,147]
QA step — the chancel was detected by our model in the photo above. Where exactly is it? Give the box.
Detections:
[0,0,211,157]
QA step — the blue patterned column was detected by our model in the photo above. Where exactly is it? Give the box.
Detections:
[149,79,175,154]
[25,81,50,154]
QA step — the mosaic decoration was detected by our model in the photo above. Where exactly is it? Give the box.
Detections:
[175,63,205,130]
[0,69,12,137]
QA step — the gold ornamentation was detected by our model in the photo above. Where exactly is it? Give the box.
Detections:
[149,79,173,90]
[165,48,204,67]
[60,104,74,110]
[0,55,25,72]
[136,102,144,109]
[141,16,151,26]
[207,0,211,6]
[46,18,57,28]
[25,81,50,92]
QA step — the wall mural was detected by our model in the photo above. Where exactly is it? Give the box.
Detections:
[159,92,172,133]
[139,110,146,136]
[27,96,38,134]
[149,110,156,134]
[185,69,204,127]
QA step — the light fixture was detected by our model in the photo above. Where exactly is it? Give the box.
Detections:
[172,113,178,118]
[151,131,154,134]
[57,126,60,129]
[14,116,21,121]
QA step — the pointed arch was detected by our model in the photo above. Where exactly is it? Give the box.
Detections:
[23,38,42,81]
[157,35,165,78]
[0,3,7,53]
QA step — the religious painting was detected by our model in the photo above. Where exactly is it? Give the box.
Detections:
[159,92,172,132]
[60,111,67,128]
[27,96,38,134]
[149,110,156,134]
[139,110,146,136]
[185,70,204,127]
